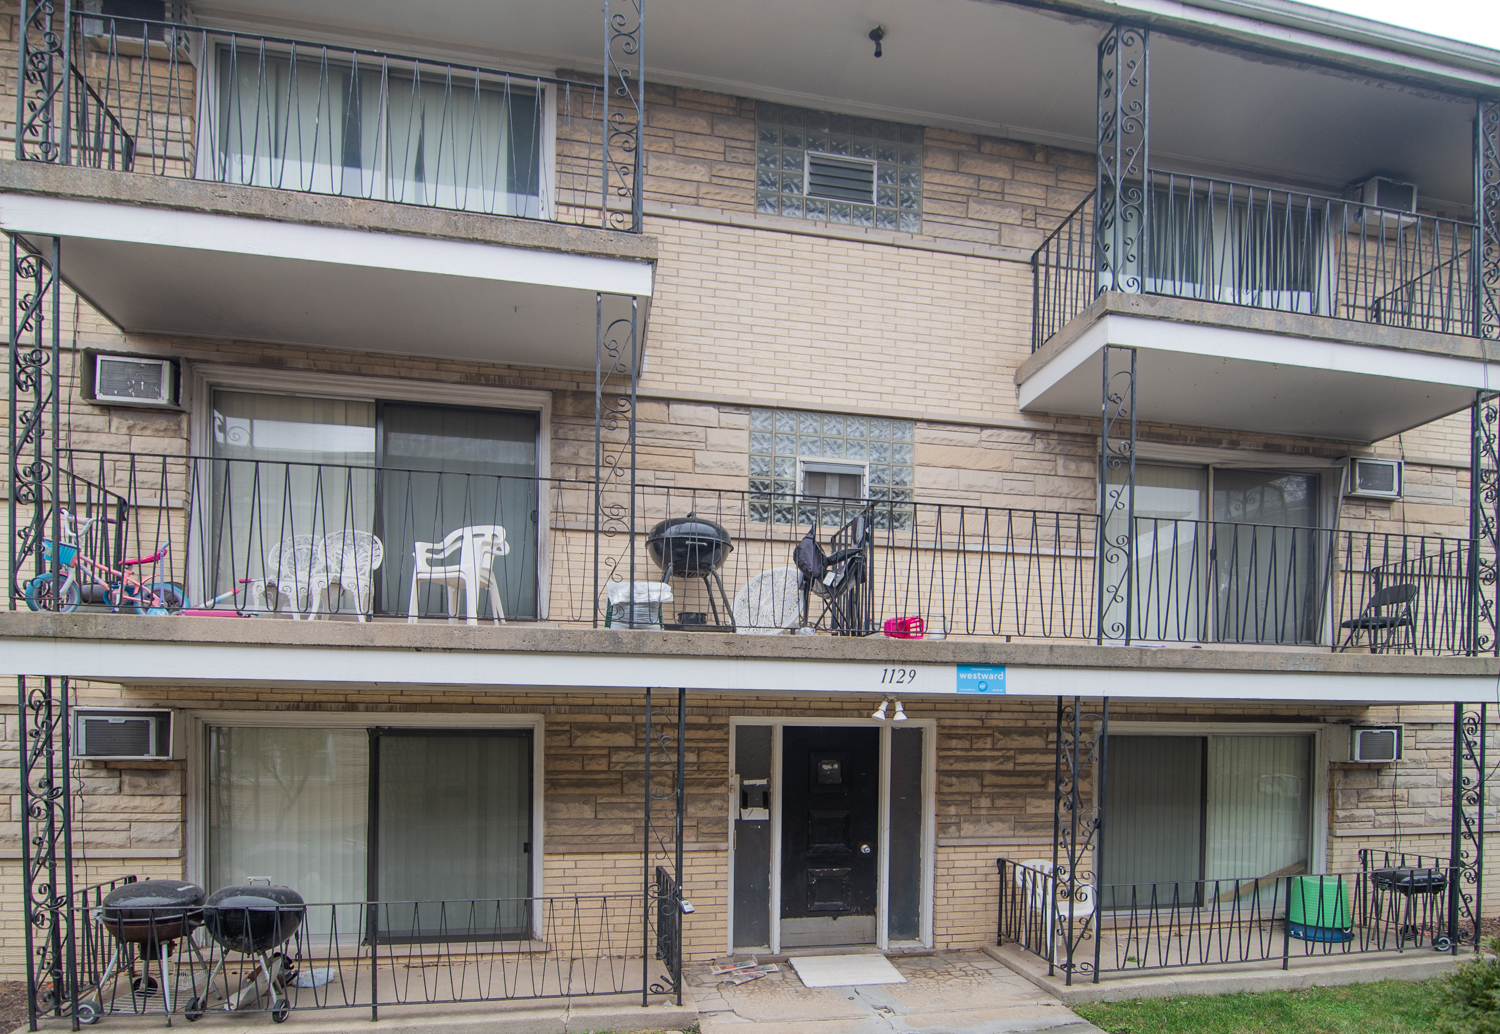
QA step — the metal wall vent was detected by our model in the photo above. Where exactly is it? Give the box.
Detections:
[806,153,875,204]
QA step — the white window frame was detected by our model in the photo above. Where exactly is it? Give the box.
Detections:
[194,41,558,221]
[184,709,547,938]
[726,716,937,955]
[186,364,553,617]
[1104,721,1331,877]
[796,458,869,500]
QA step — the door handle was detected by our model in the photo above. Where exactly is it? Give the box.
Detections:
[859,843,873,855]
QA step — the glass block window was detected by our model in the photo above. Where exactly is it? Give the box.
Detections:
[756,103,923,234]
[748,408,915,529]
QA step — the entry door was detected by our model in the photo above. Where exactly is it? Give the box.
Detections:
[780,726,880,947]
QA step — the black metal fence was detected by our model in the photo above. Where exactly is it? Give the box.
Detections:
[6,449,1483,653]
[22,9,642,230]
[65,886,671,1025]
[998,856,1456,981]
[1032,173,1491,350]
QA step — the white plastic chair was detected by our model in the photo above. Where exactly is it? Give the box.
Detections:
[732,567,802,634]
[1015,859,1095,946]
[407,525,509,625]
[251,535,318,618]
[315,531,384,621]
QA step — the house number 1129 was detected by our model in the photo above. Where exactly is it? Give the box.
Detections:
[881,667,918,684]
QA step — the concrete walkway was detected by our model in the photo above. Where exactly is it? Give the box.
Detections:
[690,951,1106,1034]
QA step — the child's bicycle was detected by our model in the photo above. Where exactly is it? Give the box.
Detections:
[23,511,189,615]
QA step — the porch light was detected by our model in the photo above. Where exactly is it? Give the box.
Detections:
[892,700,907,722]
[871,699,890,721]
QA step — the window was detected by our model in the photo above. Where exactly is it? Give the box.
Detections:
[212,45,545,217]
[748,408,914,527]
[1101,732,1314,909]
[756,103,922,232]
[207,724,534,940]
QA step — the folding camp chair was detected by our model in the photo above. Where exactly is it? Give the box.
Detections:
[794,507,874,635]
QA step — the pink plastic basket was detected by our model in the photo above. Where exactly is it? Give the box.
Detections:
[882,616,925,639]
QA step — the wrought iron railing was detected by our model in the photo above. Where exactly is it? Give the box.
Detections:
[15,8,644,231]
[66,890,669,1024]
[3,449,1482,654]
[1031,172,1493,349]
[998,856,1457,982]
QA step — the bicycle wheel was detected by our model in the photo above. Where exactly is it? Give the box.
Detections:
[137,582,190,615]
[24,573,81,612]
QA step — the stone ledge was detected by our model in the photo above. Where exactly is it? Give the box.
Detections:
[0,163,658,264]
[0,612,1493,678]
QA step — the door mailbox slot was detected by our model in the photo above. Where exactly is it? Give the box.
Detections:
[739,777,770,821]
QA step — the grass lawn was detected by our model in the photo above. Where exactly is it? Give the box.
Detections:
[1074,979,1442,1034]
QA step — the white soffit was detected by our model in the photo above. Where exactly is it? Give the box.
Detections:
[1017,313,1493,443]
[0,194,652,370]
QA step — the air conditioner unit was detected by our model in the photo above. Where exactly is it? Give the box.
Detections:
[74,708,176,760]
[1347,457,1402,500]
[1352,176,1418,232]
[1351,726,1403,764]
[89,353,178,408]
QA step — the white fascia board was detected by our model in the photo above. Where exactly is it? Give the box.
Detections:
[1112,0,1500,92]
[0,194,654,297]
[1,637,1491,703]
[1018,313,1494,411]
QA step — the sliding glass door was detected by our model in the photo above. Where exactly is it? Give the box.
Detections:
[207,724,534,940]
[1212,471,1323,644]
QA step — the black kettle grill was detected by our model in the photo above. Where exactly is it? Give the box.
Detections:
[188,881,307,1023]
[79,880,206,1024]
[647,514,735,628]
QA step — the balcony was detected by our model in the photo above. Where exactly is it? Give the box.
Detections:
[8,449,1483,658]
[2,10,651,365]
[1019,174,1497,443]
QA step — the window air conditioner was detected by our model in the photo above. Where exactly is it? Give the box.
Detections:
[1352,176,1417,232]
[90,354,178,407]
[1347,458,1402,500]
[1351,726,1402,764]
[74,708,176,760]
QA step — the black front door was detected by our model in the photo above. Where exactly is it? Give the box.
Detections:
[780,726,880,947]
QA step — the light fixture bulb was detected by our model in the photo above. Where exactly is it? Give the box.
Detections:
[872,699,889,721]
[892,700,907,722]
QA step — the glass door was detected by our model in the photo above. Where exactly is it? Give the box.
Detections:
[1212,470,1322,644]
[376,403,540,620]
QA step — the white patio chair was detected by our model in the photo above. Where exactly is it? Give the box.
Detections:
[1015,859,1094,947]
[315,531,384,621]
[732,567,802,634]
[250,535,319,618]
[407,525,510,625]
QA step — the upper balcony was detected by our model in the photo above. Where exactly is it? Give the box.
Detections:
[2,7,653,367]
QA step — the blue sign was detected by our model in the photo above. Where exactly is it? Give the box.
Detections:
[956,665,1006,694]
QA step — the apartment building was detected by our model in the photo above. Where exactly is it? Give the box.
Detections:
[2,0,1500,1025]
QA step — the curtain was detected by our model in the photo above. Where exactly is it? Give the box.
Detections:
[375,731,532,939]
[1204,735,1312,882]
[1101,736,1204,909]
[216,45,542,216]
[1212,470,1322,644]
[1103,464,1208,642]
[379,404,540,620]
[205,390,376,611]
[207,726,368,936]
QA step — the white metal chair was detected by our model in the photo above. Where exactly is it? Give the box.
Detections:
[407,525,510,625]
[315,531,384,621]
[732,567,802,634]
[250,535,319,618]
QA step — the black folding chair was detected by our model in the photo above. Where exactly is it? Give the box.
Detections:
[1338,583,1417,653]
[794,507,874,636]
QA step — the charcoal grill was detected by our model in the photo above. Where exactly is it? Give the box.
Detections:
[79,880,206,1024]
[647,515,735,629]
[188,881,306,1023]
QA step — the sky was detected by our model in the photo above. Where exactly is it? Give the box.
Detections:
[1304,0,1500,51]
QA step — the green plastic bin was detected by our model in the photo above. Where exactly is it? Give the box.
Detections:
[1287,875,1352,942]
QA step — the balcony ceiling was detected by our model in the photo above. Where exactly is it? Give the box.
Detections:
[194,0,1487,211]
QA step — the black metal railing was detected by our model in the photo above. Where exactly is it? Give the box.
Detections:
[19,10,643,231]
[998,856,1456,981]
[5,449,1480,653]
[1031,172,1493,349]
[69,891,667,1024]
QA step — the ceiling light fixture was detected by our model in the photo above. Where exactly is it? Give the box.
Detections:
[869,26,885,58]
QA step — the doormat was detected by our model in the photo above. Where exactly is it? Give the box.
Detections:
[788,954,907,988]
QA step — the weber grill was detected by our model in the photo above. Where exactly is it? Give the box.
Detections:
[79,879,206,1024]
[647,515,735,629]
[188,881,307,1023]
